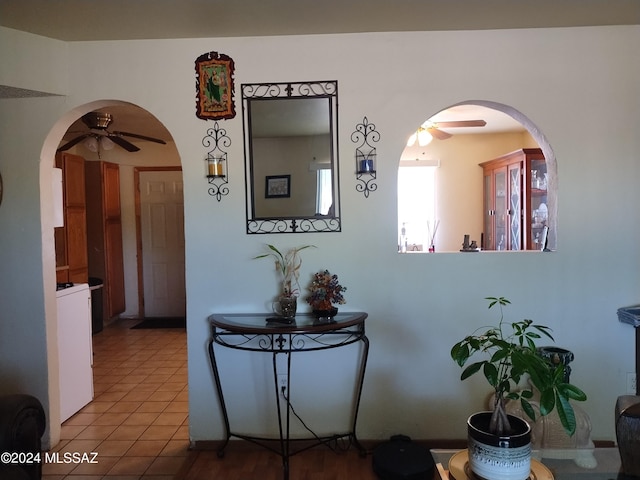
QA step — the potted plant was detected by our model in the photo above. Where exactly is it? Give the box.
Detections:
[254,244,315,317]
[305,269,347,318]
[450,297,587,480]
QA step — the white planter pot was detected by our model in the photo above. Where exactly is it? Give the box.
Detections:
[467,411,532,480]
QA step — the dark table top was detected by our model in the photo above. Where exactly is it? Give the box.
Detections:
[208,311,367,334]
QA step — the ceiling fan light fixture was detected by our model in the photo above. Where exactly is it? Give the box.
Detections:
[101,136,115,150]
[84,136,99,152]
[82,112,112,130]
[407,127,433,147]
[417,128,433,146]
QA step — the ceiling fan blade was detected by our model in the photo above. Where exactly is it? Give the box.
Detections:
[428,127,452,140]
[57,134,91,151]
[434,120,487,128]
[108,135,140,152]
[113,131,167,144]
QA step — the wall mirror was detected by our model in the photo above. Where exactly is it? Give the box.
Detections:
[242,81,340,234]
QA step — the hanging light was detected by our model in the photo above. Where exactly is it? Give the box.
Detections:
[101,137,115,150]
[417,128,433,146]
[83,135,115,156]
[84,136,99,152]
[407,126,433,147]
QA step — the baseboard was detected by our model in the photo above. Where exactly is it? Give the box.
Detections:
[190,438,615,452]
[190,438,469,452]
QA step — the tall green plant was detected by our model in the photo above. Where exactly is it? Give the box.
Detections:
[450,297,587,436]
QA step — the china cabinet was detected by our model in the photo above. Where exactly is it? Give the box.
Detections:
[480,148,546,251]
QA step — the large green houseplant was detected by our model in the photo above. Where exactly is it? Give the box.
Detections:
[450,297,588,480]
[451,296,587,436]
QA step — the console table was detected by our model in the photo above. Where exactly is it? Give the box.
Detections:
[207,312,369,480]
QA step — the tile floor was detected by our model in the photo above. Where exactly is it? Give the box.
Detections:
[43,319,192,480]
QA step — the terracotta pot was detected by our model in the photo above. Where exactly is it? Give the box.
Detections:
[467,411,532,480]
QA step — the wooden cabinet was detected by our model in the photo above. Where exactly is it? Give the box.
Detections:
[85,161,125,320]
[480,148,546,251]
[55,153,88,283]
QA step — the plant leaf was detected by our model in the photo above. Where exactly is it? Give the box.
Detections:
[555,391,577,436]
[483,362,499,387]
[520,398,537,422]
[539,388,556,416]
[533,324,555,341]
[520,389,534,399]
[490,349,509,363]
[461,361,484,380]
[558,383,587,402]
[451,343,470,366]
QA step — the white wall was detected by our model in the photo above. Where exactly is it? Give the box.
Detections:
[1,25,638,447]
[0,27,68,95]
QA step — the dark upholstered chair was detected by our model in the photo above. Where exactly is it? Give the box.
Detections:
[0,394,46,480]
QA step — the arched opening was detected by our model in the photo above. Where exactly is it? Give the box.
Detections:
[398,101,557,253]
[40,100,183,447]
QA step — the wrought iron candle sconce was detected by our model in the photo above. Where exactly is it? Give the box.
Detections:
[202,122,230,202]
[351,116,380,198]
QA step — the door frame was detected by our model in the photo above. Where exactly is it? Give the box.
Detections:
[133,166,184,318]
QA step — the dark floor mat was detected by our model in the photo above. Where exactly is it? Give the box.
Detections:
[131,317,186,329]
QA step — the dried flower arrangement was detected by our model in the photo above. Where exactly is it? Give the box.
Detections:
[254,244,315,298]
[306,270,347,311]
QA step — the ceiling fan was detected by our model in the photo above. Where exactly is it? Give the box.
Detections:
[407,119,487,146]
[57,112,167,153]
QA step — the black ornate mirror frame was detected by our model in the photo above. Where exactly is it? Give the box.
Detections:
[242,80,340,234]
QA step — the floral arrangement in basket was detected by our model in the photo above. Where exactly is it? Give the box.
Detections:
[306,269,347,312]
[254,244,315,298]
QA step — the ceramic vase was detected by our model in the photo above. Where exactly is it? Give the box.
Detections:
[467,412,532,480]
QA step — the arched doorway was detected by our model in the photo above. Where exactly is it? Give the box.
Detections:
[398,101,557,252]
[41,100,183,447]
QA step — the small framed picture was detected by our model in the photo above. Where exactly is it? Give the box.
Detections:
[265,175,290,198]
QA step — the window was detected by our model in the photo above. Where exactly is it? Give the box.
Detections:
[316,168,333,215]
[397,162,438,252]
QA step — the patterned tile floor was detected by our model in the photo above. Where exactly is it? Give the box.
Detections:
[43,319,191,479]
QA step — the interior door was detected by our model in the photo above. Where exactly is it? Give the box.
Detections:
[139,170,185,317]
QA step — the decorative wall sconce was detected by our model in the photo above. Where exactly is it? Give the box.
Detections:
[351,116,380,198]
[202,122,230,201]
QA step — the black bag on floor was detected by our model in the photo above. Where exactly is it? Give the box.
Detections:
[372,434,435,480]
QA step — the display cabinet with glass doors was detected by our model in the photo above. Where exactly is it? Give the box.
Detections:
[480,148,546,251]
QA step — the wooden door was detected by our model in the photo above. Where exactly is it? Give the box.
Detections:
[103,163,126,316]
[56,153,88,283]
[85,161,125,319]
[139,170,185,317]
